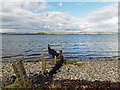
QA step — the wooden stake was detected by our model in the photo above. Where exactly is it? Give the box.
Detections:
[42,51,44,75]
[54,56,56,64]
[45,58,46,73]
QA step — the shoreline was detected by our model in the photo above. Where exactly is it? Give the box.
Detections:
[1,32,116,35]
[2,55,118,63]
[1,59,120,83]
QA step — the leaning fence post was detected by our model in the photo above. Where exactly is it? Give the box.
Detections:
[54,56,56,64]
[12,59,31,88]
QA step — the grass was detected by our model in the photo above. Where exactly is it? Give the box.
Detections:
[2,32,115,35]
[74,63,84,66]
[48,60,84,67]
[48,59,59,65]
[65,60,79,64]
[5,78,22,88]
[4,78,44,89]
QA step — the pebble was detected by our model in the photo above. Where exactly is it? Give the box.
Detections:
[1,60,120,82]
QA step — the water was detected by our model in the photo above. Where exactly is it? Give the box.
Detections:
[2,34,118,62]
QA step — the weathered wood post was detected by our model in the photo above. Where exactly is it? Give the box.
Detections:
[45,58,46,74]
[54,56,56,64]
[12,59,31,88]
[42,51,47,75]
[42,51,44,75]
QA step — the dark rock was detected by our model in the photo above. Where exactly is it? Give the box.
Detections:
[9,75,16,84]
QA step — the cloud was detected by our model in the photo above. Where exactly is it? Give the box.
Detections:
[1,2,78,32]
[77,4,118,32]
[23,2,51,12]
[0,29,16,33]
[102,0,118,2]
[1,2,118,33]
[57,2,63,7]
[1,1,81,33]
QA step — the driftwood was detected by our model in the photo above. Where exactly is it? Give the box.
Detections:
[49,50,65,76]
[12,59,31,88]
[11,50,65,88]
[29,50,65,86]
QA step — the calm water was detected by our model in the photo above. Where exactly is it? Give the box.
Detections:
[2,34,118,62]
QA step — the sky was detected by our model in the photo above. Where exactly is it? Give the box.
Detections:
[1,0,118,33]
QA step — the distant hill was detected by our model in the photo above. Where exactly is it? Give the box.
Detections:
[1,32,116,35]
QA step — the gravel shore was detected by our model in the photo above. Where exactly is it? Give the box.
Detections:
[1,60,120,82]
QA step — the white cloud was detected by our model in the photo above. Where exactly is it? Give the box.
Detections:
[1,2,118,33]
[1,2,81,33]
[0,29,16,33]
[77,4,118,32]
[57,2,63,7]
[23,2,51,12]
[1,0,119,3]
[102,0,118,2]
[1,2,77,32]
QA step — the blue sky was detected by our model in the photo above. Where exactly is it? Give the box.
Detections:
[1,1,118,33]
[31,2,115,18]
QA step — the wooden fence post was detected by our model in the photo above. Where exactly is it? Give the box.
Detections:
[42,51,44,75]
[54,56,56,64]
[12,59,31,88]
[45,58,46,74]
[42,51,47,75]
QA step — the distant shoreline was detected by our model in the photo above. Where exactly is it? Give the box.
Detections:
[1,32,117,35]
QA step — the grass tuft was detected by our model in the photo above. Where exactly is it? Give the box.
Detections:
[48,60,84,67]
[5,78,22,88]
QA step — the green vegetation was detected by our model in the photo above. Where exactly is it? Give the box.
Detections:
[48,59,59,65]
[2,32,116,35]
[4,78,44,89]
[5,78,22,88]
[48,60,84,66]
[65,60,79,64]
[74,63,84,66]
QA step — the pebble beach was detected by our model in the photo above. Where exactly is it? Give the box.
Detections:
[1,59,120,83]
